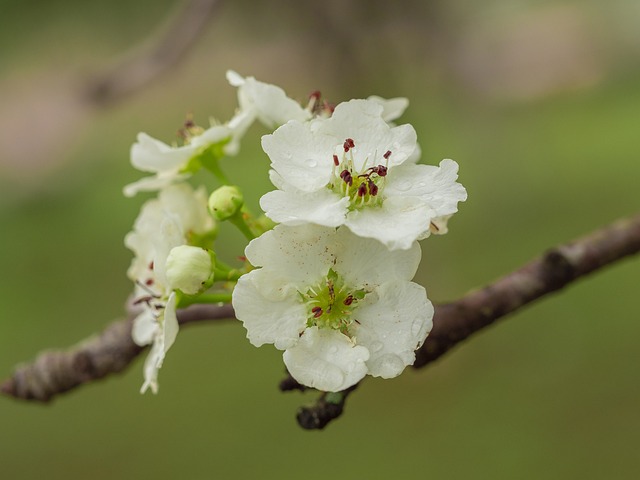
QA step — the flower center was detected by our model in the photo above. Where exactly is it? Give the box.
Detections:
[328,138,391,210]
[301,268,367,335]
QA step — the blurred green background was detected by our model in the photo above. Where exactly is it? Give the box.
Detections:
[1,0,639,478]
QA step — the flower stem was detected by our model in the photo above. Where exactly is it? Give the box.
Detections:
[228,208,261,241]
[200,147,231,185]
[178,292,233,308]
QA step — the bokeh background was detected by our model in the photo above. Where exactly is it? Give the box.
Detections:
[1,0,639,478]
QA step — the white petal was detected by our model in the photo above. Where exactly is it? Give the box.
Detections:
[283,327,369,392]
[123,171,190,197]
[226,70,245,87]
[260,188,348,227]
[261,123,334,192]
[353,282,433,379]
[334,227,422,286]
[321,99,417,168]
[162,292,179,355]
[131,309,157,346]
[131,132,196,173]
[385,160,467,218]
[190,124,232,148]
[229,71,310,128]
[366,95,409,122]
[232,270,307,349]
[140,340,163,394]
[345,196,435,250]
[244,224,336,284]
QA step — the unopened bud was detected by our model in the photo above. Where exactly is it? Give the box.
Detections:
[208,185,244,221]
[165,245,215,295]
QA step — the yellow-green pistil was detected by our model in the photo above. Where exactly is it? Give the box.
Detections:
[302,268,367,335]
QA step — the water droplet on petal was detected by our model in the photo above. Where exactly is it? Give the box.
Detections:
[369,341,384,353]
[378,354,405,378]
[305,158,317,168]
[394,181,411,192]
[329,345,338,354]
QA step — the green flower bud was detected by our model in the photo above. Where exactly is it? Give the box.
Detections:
[165,245,215,295]
[208,185,244,221]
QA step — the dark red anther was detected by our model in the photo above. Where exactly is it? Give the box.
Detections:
[368,180,378,196]
[312,306,323,318]
[343,138,355,152]
[383,150,392,160]
[343,295,354,306]
[357,183,367,197]
[323,101,335,115]
[309,90,321,101]
[145,278,154,286]
[333,154,340,166]
[340,169,353,185]
[184,118,195,129]
[148,261,154,270]
[376,165,388,177]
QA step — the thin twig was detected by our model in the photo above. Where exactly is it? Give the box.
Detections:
[2,214,639,429]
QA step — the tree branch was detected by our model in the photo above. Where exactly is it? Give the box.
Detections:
[2,214,639,428]
[0,304,234,402]
[84,0,221,106]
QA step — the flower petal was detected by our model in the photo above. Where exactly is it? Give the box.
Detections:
[261,122,335,192]
[385,160,468,218]
[232,270,307,349]
[345,196,435,250]
[227,70,311,129]
[260,188,349,227]
[366,95,409,123]
[353,282,433,378]
[321,99,417,169]
[131,132,196,173]
[132,309,157,346]
[244,224,336,281]
[283,327,369,392]
[334,227,422,286]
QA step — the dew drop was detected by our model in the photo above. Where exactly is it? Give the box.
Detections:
[304,158,318,168]
[394,181,411,192]
[328,345,338,354]
[379,354,405,376]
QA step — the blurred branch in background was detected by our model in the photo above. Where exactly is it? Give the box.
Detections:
[85,0,220,105]
[0,0,219,182]
[3,212,639,428]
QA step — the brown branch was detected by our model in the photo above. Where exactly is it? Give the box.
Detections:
[0,303,234,402]
[84,0,221,105]
[2,214,639,428]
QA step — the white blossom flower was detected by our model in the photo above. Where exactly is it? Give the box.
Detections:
[260,99,467,250]
[232,224,433,392]
[124,123,234,197]
[125,184,216,393]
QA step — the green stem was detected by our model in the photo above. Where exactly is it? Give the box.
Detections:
[178,292,233,308]
[201,148,231,185]
[229,209,259,241]
[213,267,243,282]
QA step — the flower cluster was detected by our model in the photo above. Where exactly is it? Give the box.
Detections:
[124,71,466,393]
